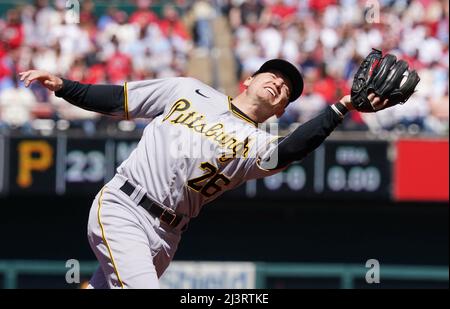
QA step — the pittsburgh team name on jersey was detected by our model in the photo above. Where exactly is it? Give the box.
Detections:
[162,99,252,162]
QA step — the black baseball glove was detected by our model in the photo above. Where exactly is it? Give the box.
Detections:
[351,48,420,112]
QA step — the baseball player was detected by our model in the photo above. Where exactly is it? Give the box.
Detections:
[19,50,419,288]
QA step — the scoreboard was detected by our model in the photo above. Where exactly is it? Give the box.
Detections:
[0,133,447,201]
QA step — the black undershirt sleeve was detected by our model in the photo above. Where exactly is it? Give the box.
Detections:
[261,106,343,170]
[54,78,125,116]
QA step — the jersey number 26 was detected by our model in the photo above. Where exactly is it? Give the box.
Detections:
[187,162,231,198]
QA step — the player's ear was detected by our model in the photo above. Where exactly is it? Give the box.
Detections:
[243,76,254,87]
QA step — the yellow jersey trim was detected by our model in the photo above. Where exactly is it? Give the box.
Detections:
[97,187,125,288]
[124,82,130,120]
[255,136,284,172]
[227,97,257,127]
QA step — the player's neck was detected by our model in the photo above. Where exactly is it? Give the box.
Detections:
[232,93,271,123]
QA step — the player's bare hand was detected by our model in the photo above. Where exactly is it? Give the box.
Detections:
[339,95,354,110]
[18,70,64,92]
[339,93,389,111]
[367,93,389,111]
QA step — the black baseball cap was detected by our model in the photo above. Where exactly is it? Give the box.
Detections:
[253,59,304,103]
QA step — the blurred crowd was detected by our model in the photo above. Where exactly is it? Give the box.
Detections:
[0,0,448,136]
[0,0,193,134]
[224,0,449,135]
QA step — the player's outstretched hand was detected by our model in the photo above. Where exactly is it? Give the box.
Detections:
[18,70,64,92]
[339,93,389,111]
[350,48,420,113]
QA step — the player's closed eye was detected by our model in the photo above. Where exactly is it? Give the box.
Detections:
[270,73,289,96]
[268,73,279,82]
[270,74,290,96]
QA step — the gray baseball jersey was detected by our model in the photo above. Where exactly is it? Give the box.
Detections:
[118,77,283,218]
[87,77,286,288]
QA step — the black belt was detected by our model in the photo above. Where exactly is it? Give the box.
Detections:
[120,180,184,228]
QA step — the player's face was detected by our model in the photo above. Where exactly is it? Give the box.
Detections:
[244,70,292,117]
